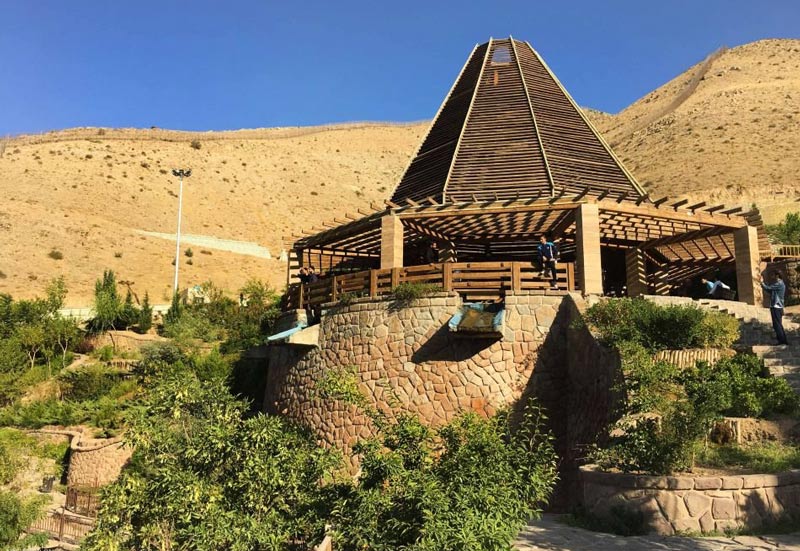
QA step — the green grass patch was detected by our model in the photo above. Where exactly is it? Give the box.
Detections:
[695,442,800,474]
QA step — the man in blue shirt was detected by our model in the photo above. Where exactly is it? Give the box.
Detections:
[537,235,559,289]
[758,271,788,345]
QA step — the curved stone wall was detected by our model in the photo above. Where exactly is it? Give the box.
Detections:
[581,465,800,534]
[66,436,132,488]
[265,292,575,462]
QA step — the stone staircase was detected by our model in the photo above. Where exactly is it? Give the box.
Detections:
[695,299,800,394]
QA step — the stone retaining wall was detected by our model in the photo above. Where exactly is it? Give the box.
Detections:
[581,465,800,534]
[266,292,569,463]
[265,291,621,507]
[67,437,132,487]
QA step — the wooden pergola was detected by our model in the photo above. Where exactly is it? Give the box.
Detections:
[285,38,768,307]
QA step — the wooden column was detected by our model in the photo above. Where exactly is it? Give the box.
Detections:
[625,248,648,297]
[575,203,603,295]
[380,215,404,269]
[734,225,762,305]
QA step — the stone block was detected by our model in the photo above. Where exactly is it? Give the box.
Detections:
[698,510,715,533]
[655,491,690,521]
[694,477,722,490]
[721,477,744,490]
[684,492,712,517]
[671,517,701,534]
[711,497,736,520]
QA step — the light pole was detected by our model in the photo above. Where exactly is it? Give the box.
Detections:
[172,168,191,295]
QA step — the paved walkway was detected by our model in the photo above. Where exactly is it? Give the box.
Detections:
[514,515,800,550]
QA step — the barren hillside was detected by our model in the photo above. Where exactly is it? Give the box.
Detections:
[0,124,425,305]
[1,38,798,306]
[587,38,800,221]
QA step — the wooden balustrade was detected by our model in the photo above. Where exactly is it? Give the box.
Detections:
[286,261,577,311]
[772,244,800,259]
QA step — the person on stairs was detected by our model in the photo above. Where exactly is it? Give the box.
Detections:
[757,271,789,346]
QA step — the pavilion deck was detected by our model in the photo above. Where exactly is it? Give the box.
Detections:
[285,261,577,310]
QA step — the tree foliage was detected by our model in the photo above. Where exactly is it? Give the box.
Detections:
[83,369,338,551]
[766,212,800,244]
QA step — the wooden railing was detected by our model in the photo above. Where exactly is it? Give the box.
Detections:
[772,244,800,259]
[28,510,95,544]
[285,261,576,310]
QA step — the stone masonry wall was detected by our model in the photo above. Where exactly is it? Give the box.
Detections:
[582,466,800,534]
[265,291,576,467]
[67,437,132,488]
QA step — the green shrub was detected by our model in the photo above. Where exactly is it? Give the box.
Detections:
[0,491,48,550]
[682,354,799,418]
[47,249,63,260]
[585,298,739,351]
[59,364,121,401]
[332,402,558,550]
[83,370,337,551]
[391,282,442,304]
[184,248,193,258]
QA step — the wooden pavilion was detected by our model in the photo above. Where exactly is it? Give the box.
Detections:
[285,37,768,309]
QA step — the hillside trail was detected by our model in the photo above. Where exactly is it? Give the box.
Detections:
[133,230,276,259]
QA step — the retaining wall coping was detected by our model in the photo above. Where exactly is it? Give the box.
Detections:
[580,465,800,491]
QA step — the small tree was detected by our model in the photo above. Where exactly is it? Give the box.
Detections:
[119,290,140,330]
[92,270,122,350]
[15,324,45,369]
[138,293,153,333]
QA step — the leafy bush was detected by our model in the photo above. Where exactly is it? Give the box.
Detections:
[593,349,797,474]
[184,248,194,258]
[766,212,800,244]
[585,298,738,351]
[83,370,337,551]
[190,140,201,150]
[0,491,48,550]
[315,368,558,550]
[47,249,63,260]
[59,364,122,401]
[391,282,442,304]
[331,403,558,550]
[682,354,799,418]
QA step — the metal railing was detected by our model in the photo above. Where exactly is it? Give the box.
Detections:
[286,261,576,310]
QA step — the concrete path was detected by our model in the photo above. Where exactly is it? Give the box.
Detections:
[514,515,800,551]
[134,230,274,259]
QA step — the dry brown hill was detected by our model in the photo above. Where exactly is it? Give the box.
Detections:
[587,38,800,221]
[1,38,798,306]
[0,124,426,305]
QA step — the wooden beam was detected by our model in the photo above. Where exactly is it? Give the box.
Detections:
[652,196,669,207]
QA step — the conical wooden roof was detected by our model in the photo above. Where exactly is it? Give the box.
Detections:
[391,37,647,205]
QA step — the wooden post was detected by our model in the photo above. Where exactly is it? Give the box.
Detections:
[369,269,378,297]
[567,263,575,291]
[511,262,521,292]
[734,225,762,305]
[330,276,338,302]
[575,203,603,295]
[442,262,453,291]
[391,267,401,289]
[625,248,648,297]
[380,215,404,269]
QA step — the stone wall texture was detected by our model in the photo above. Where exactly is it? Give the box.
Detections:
[67,436,132,488]
[265,291,620,507]
[581,466,800,535]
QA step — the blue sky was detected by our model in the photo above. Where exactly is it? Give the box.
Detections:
[1,0,797,135]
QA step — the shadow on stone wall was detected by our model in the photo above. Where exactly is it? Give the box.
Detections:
[411,325,498,362]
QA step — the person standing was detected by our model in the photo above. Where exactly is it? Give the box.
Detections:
[758,271,789,345]
[537,235,559,289]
